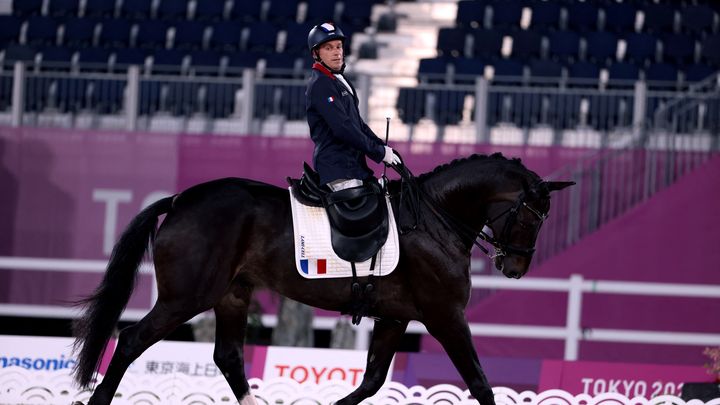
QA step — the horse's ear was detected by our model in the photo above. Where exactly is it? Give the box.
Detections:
[545,181,575,192]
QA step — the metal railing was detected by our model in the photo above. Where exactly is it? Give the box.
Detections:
[1,257,718,357]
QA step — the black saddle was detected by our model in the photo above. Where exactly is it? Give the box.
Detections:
[288,163,389,263]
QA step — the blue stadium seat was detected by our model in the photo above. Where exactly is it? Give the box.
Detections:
[151,48,186,72]
[607,61,640,86]
[432,89,466,126]
[227,51,260,74]
[266,0,300,23]
[548,30,580,62]
[305,0,339,23]
[84,0,117,18]
[418,57,449,84]
[135,21,169,49]
[278,84,306,120]
[341,0,373,28]
[26,16,60,47]
[210,21,243,51]
[490,0,522,29]
[567,2,599,32]
[396,87,427,125]
[157,0,188,20]
[603,2,637,33]
[511,30,542,61]
[700,34,720,67]
[492,58,524,81]
[48,0,80,18]
[39,46,74,70]
[529,59,563,80]
[245,22,279,52]
[585,31,617,65]
[681,4,716,36]
[99,19,132,48]
[264,53,301,79]
[205,82,239,118]
[12,0,43,17]
[0,15,22,47]
[90,78,125,113]
[645,63,678,88]
[587,92,633,130]
[661,33,695,65]
[624,32,657,64]
[529,1,561,32]
[230,0,264,22]
[437,28,467,58]
[112,48,147,72]
[472,29,503,59]
[189,50,222,75]
[172,21,208,50]
[456,0,486,29]
[683,64,714,82]
[3,44,36,65]
[284,23,313,55]
[567,61,600,83]
[77,47,111,71]
[642,3,675,34]
[62,18,96,47]
[452,57,485,85]
[194,0,226,21]
[121,0,151,19]
[24,76,52,111]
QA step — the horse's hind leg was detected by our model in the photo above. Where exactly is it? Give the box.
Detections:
[213,281,256,404]
[335,319,408,405]
[84,301,199,405]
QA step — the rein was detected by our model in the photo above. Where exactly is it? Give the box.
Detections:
[391,162,546,260]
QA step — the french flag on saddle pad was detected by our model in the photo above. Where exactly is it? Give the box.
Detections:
[300,258,327,275]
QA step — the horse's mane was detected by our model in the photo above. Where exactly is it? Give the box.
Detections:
[417,152,532,181]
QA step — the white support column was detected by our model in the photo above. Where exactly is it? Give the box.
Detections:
[564,274,584,361]
[354,318,373,351]
[357,73,370,122]
[125,65,140,131]
[241,68,256,135]
[11,61,25,127]
[474,77,488,143]
[632,80,647,136]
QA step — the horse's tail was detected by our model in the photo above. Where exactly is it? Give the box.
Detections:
[72,196,174,388]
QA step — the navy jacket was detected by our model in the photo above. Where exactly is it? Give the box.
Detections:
[306,63,386,185]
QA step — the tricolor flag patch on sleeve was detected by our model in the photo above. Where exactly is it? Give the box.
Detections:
[327,96,334,103]
[300,258,327,275]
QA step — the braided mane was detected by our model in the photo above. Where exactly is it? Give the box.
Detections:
[417,152,529,181]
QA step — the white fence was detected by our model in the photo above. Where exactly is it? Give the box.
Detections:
[1,257,719,356]
[1,371,719,405]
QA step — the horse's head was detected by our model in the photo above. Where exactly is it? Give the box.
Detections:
[484,180,574,279]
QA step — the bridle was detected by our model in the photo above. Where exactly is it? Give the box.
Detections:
[391,163,548,261]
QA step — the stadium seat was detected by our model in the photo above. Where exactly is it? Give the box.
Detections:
[84,0,117,18]
[0,15,22,47]
[263,53,301,78]
[39,46,75,70]
[77,47,111,71]
[230,0,264,22]
[48,0,80,18]
[567,61,600,83]
[396,87,427,125]
[120,0,152,19]
[210,21,243,51]
[456,0,486,29]
[624,32,658,65]
[284,23,314,55]
[529,59,563,80]
[548,30,580,62]
[172,21,208,50]
[266,0,300,23]
[245,22,279,52]
[278,84,306,120]
[62,18,97,47]
[98,19,133,48]
[189,50,222,75]
[90,78,125,113]
[204,82,239,118]
[227,51,261,74]
[432,89,466,126]
[24,76,52,111]
[645,63,678,88]
[341,0,373,28]
[700,34,720,67]
[135,21,169,49]
[607,61,640,87]
[585,31,617,65]
[511,30,542,61]
[112,47,147,71]
[437,28,467,58]
[26,16,60,47]
[151,48,187,72]
[12,0,43,17]
[472,29,503,59]
[567,2,599,32]
[603,2,637,33]
[680,4,716,36]
[194,0,226,21]
[529,1,561,32]
[418,57,449,84]
[452,57,486,85]
[305,0,339,23]
[3,44,37,65]
[157,0,189,20]
[642,3,675,34]
[489,0,522,29]
[683,63,715,82]
[661,33,695,65]
[492,58,524,81]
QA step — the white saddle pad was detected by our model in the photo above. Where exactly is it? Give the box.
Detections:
[289,187,400,279]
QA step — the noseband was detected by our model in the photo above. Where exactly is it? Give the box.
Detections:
[392,164,547,260]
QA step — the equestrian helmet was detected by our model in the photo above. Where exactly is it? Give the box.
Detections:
[307,22,346,52]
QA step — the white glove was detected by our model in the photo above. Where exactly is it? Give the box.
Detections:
[383,146,402,165]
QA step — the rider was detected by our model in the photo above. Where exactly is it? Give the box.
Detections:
[305,22,401,191]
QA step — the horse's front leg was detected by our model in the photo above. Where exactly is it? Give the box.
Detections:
[425,311,496,405]
[335,318,408,405]
[213,281,257,404]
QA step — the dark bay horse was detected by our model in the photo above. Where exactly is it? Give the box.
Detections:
[72,153,573,405]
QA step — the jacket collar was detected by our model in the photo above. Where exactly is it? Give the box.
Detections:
[312,62,336,79]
